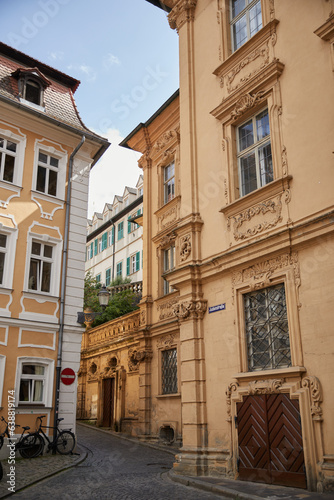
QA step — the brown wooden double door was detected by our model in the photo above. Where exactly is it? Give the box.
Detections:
[102,378,115,428]
[236,394,307,488]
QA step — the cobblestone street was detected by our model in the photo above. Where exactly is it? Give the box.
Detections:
[0,424,225,500]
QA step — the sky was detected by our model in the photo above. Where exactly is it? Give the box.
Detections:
[0,0,179,217]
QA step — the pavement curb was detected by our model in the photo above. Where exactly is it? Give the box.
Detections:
[0,448,87,499]
[77,421,177,456]
[168,470,263,500]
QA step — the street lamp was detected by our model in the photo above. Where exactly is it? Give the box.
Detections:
[77,283,110,327]
[98,284,110,310]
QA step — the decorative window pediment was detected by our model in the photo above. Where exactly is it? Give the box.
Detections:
[12,67,50,109]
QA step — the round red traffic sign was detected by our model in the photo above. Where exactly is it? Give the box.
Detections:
[60,368,76,386]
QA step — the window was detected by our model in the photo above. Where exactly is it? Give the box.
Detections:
[108,227,114,246]
[127,252,140,275]
[105,268,111,286]
[87,242,93,260]
[0,234,7,285]
[116,261,122,277]
[237,109,272,196]
[118,221,124,240]
[98,238,102,253]
[161,348,178,394]
[163,162,175,204]
[0,137,17,183]
[230,0,262,52]
[94,239,98,256]
[95,274,101,284]
[36,151,59,197]
[138,187,143,196]
[28,241,54,293]
[244,283,291,372]
[19,363,45,404]
[163,246,175,295]
[24,80,42,105]
[101,232,108,251]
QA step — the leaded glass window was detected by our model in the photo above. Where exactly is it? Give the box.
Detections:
[162,348,178,394]
[244,283,291,371]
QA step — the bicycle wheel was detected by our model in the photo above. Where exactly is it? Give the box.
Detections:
[19,433,44,458]
[56,431,75,455]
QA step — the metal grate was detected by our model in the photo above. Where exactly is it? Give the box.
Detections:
[244,283,291,371]
[162,348,178,394]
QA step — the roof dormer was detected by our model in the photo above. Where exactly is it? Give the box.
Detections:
[12,67,51,110]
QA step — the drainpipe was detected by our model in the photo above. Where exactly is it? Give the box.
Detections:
[111,222,116,281]
[53,136,85,441]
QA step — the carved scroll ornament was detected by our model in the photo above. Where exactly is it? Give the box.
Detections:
[302,376,323,421]
[172,299,207,320]
[231,91,266,120]
[180,234,191,261]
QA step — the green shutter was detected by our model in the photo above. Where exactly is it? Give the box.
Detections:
[126,257,130,276]
[128,217,131,233]
[94,239,98,255]
[90,242,93,259]
[111,226,114,244]
[102,232,107,250]
[106,268,111,286]
[136,251,140,271]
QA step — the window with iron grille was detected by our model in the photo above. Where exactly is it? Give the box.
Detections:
[244,283,291,371]
[161,348,178,394]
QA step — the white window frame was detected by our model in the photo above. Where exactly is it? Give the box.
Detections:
[237,108,272,197]
[230,0,262,52]
[0,225,18,289]
[15,357,54,407]
[32,141,67,201]
[0,123,26,187]
[24,233,62,297]
[163,245,175,295]
[116,261,123,278]
[130,254,136,274]
[0,355,5,407]
[163,162,175,205]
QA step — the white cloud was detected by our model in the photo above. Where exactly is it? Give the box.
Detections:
[67,63,97,82]
[87,128,141,219]
[48,51,64,61]
[103,53,120,70]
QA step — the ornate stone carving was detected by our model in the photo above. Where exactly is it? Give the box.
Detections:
[281,145,288,176]
[140,309,146,326]
[128,348,153,372]
[152,129,179,155]
[157,334,175,349]
[227,194,288,241]
[302,376,323,421]
[157,231,177,254]
[180,234,191,261]
[226,381,239,419]
[157,299,179,320]
[172,299,207,320]
[248,378,284,395]
[231,91,266,119]
[225,41,270,94]
[168,0,198,32]
[160,205,178,229]
[232,252,301,296]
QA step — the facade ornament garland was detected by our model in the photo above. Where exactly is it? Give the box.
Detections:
[248,378,284,395]
[180,233,192,261]
[157,334,175,349]
[231,91,266,120]
[157,299,179,320]
[152,129,179,155]
[128,348,153,372]
[226,381,239,420]
[168,0,198,32]
[157,231,177,255]
[302,376,323,421]
[172,299,207,320]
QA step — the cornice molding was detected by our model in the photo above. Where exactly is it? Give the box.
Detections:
[168,0,198,32]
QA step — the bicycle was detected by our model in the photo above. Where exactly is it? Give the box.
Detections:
[0,416,44,459]
[35,415,75,455]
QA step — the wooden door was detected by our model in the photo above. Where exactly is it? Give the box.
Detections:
[102,378,114,428]
[236,394,307,488]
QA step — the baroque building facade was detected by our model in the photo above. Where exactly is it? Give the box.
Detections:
[0,42,108,452]
[78,0,334,493]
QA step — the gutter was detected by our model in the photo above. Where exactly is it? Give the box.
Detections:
[0,94,109,167]
[53,136,85,440]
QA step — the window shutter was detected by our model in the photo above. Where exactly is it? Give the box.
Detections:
[111,226,114,245]
[136,251,140,271]
[137,209,141,216]
[94,239,98,255]
[90,242,93,259]
[128,217,131,233]
[102,232,107,250]
[126,257,130,276]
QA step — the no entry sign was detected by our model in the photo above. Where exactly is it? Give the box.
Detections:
[60,367,76,386]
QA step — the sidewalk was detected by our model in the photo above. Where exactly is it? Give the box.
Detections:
[0,449,86,498]
[0,422,333,499]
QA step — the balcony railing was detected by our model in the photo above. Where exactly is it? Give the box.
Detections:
[108,281,142,298]
[88,309,141,348]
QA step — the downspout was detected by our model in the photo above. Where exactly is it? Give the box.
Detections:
[112,222,115,281]
[53,136,85,440]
